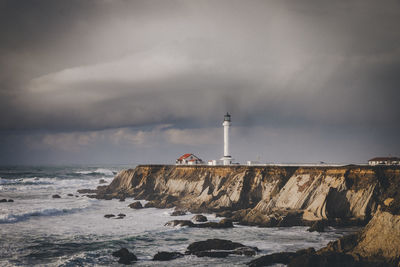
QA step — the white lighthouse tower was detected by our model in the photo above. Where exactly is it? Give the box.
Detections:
[221,112,233,165]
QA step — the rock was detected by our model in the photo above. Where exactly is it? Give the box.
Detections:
[187,239,258,258]
[128,201,143,209]
[112,248,137,264]
[153,251,184,261]
[288,251,358,267]
[216,210,233,218]
[115,213,126,219]
[7,199,14,202]
[192,251,231,258]
[165,220,195,227]
[0,199,7,202]
[144,201,156,208]
[99,179,107,184]
[384,198,394,207]
[77,188,97,194]
[52,194,61,198]
[248,252,297,266]
[171,209,187,216]
[307,220,325,232]
[187,238,251,253]
[119,197,125,202]
[165,219,233,228]
[192,214,208,222]
[248,248,315,267]
[67,194,74,196]
[104,214,115,218]
[233,247,258,256]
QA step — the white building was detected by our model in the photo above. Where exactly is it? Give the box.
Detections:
[176,153,204,165]
[220,113,234,165]
[368,157,400,166]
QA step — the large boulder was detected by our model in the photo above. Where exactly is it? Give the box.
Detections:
[164,219,233,228]
[165,220,195,227]
[192,214,208,222]
[112,248,137,265]
[186,239,258,258]
[248,248,315,267]
[153,251,184,261]
[128,201,143,209]
[307,220,325,232]
[171,209,187,216]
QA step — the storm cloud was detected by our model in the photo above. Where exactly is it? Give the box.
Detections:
[0,0,399,164]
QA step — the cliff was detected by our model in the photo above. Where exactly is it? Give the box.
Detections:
[94,164,400,265]
[97,165,400,226]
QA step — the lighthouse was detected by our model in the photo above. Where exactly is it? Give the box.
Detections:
[221,112,233,165]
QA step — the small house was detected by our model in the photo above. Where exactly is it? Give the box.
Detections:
[368,157,400,166]
[176,153,204,165]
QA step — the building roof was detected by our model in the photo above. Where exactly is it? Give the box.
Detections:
[369,157,400,161]
[178,153,193,160]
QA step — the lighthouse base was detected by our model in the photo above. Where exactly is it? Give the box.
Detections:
[220,156,233,165]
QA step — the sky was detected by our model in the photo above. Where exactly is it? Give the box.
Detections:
[0,0,399,165]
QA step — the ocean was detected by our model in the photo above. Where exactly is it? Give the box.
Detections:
[0,165,357,266]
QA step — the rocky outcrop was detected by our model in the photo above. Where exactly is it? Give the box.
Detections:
[96,165,400,226]
[112,248,137,264]
[186,239,258,258]
[165,218,233,228]
[153,251,184,261]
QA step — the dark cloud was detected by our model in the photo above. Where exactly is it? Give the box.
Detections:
[0,0,399,164]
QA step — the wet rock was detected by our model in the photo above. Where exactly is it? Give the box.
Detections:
[67,193,74,196]
[77,188,97,194]
[104,214,115,218]
[193,251,231,258]
[187,238,255,254]
[233,247,258,256]
[288,251,358,267]
[128,201,143,209]
[165,219,233,228]
[99,179,107,184]
[144,201,156,208]
[112,248,137,264]
[7,199,14,202]
[171,209,187,216]
[52,194,61,198]
[216,210,233,218]
[307,220,325,232]
[153,251,184,261]
[192,214,208,222]
[0,199,7,202]
[248,248,315,267]
[115,213,126,219]
[165,220,195,227]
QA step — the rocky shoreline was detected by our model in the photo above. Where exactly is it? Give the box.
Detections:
[81,164,400,266]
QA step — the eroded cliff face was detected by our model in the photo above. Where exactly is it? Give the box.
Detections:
[97,165,400,227]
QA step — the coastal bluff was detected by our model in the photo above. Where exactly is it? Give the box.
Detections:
[96,165,399,226]
[93,164,400,265]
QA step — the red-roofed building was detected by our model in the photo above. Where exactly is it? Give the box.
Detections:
[368,157,400,166]
[176,153,204,165]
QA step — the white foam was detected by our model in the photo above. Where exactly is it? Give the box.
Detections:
[75,168,115,176]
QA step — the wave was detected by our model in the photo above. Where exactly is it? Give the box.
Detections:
[74,168,116,176]
[0,205,91,224]
[0,177,53,186]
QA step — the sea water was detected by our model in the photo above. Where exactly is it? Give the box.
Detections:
[0,165,358,266]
